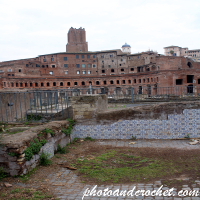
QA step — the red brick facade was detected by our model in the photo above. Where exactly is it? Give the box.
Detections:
[0,28,200,93]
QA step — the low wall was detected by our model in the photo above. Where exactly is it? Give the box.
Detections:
[72,106,200,140]
[70,94,107,120]
[0,121,70,176]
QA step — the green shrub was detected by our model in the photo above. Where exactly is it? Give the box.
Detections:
[0,167,7,180]
[40,139,47,146]
[184,134,190,139]
[24,138,47,161]
[40,152,52,166]
[27,115,42,121]
[57,144,67,154]
[42,128,55,137]
[24,147,34,161]
[84,136,95,141]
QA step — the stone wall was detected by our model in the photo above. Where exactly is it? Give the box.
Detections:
[71,102,200,139]
[70,94,107,120]
[0,121,70,176]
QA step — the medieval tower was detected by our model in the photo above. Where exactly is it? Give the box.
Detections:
[66,27,88,52]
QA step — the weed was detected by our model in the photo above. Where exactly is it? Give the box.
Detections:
[40,152,52,166]
[19,168,37,182]
[84,136,95,141]
[55,155,61,158]
[57,144,67,154]
[0,193,7,197]
[67,118,75,126]
[42,128,55,137]
[73,137,80,143]
[0,167,7,180]
[8,152,18,157]
[24,122,29,125]
[184,134,190,139]
[61,126,72,136]
[130,135,137,140]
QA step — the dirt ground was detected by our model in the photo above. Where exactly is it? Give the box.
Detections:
[1,139,200,199]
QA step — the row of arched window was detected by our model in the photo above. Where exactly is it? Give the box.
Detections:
[3,77,158,88]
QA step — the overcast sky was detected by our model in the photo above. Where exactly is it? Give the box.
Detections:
[0,0,200,62]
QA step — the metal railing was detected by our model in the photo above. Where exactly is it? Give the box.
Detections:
[0,85,200,122]
[0,90,71,123]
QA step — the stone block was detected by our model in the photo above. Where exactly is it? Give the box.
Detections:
[10,169,20,176]
[8,162,20,170]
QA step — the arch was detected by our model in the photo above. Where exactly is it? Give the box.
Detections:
[35,82,38,87]
[41,82,44,87]
[60,82,63,86]
[96,81,100,85]
[82,81,85,86]
[47,82,50,87]
[53,82,56,86]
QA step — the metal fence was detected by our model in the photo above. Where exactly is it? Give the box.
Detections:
[105,85,200,103]
[0,90,71,123]
[0,85,200,122]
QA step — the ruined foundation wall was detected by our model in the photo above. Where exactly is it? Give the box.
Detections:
[0,121,70,176]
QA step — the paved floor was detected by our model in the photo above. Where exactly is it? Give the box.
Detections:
[45,140,200,200]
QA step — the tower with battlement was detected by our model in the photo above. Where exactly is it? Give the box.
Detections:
[66,27,88,52]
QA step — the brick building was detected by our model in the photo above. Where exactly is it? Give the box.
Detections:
[0,27,200,95]
[164,45,200,62]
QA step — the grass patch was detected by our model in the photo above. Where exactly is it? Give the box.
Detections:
[2,188,53,199]
[74,148,199,184]
[19,168,37,182]
[6,130,22,135]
